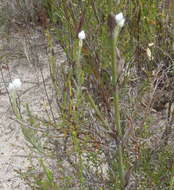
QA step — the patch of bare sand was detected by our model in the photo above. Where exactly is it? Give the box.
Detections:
[0,28,66,189]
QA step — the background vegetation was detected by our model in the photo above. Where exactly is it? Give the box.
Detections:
[0,0,174,189]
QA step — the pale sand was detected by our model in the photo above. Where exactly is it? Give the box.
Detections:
[0,29,66,189]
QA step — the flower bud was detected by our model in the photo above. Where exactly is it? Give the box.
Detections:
[115,12,125,27]
[78,30,86,40]
[8,78,22,91]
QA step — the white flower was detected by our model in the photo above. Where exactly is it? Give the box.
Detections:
[148,42,154,47]
[115,12,124,21]
[8,78,22,91]
[78,30,86,40]
[115,12,125,27]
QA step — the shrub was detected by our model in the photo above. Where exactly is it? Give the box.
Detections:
[4,0,174,189]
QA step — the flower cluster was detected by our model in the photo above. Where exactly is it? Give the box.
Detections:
[8,78,22,91]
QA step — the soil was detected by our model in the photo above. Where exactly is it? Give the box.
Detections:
[0,28,66,189]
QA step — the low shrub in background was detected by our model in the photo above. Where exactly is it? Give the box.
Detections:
[2,0,174,189]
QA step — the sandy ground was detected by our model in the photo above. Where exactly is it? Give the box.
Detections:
[0,28,66,189]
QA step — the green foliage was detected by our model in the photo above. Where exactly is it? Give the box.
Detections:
[7,0,174,189]
[137,147,174,189]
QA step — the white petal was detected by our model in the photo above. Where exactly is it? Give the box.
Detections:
[148,43,154,47]
[115,12,124,23]
[115,12,125,27]
[13,78,22,89]
[78,30,86,40]
[8,78,22,91]
[8,82,14,91]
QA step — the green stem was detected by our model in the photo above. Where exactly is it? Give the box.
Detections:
[74,39,84,188]
[169,162,174,190]
[111,26,125,189]
[76,39,83,105]
[11,91,21,120]
[72,131,84,188]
